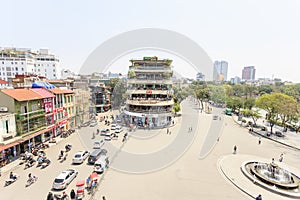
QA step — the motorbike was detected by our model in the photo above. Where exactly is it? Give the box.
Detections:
[65,144,72,152]
[25,176,38,187]
[41,158,51,169]
[60,153,67,163]
[54,192,69,200]
[24,158,36,169]
[4,173,19,187]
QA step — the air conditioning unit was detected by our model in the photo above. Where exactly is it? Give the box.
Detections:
[0,107,8,112]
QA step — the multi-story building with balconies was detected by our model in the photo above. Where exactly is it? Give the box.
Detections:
[0,47,60,81]
[124,56,174,128]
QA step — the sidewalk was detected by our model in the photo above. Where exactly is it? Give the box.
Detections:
[231,115,300,150]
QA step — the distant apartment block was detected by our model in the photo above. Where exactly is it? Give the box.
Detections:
[0,47,60,81]
[213,61,228,82]
[242,66,256,81]
[230,76,241,84]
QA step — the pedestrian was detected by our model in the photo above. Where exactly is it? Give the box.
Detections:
[47,192,54,200]
[255,194,262,200]
[70,189,76,200]
[258,137,261,145]
[279,153,284,162]
[102,196,106,200]
[167,128,169,134]
[233,145,237,154]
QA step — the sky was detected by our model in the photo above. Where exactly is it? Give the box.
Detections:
[2,0,300,82]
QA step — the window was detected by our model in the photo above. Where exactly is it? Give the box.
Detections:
[15,62,17,64]
[22,68,24,71]
[15,67,18,71]
[32,104,38,111]
[6,67,11,71]
[53,69,55,72]
[21,62,24,65]
[38,69,40,72]
[2,62,4,64]
[53,64,55,67]
[45,69,47,72]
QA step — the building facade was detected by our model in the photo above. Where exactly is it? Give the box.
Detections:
[242,66,256,81]
[213,61,228,82]
[124,56,174,128]
[0,47,60,81]
[0,89,48,155]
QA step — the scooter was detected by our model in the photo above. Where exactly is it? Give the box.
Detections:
[25,176,38,187]
[54,192,69,200]
[41,158,51,169]
[4,173,19,187]
[24,159,36,169]
[65,144,72,152]
[60,153,67,163]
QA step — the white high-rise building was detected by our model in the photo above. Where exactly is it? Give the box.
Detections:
[35,48,60,79]
[0,47,60,81]
[213,61,228,82]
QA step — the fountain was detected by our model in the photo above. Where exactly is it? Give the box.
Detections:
[241,160,300,198]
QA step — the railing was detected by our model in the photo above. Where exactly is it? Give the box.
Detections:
[125,108,172,114]
[126,99,173,106]
[17,110,45,120]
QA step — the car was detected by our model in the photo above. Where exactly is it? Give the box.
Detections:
[104,133,112,141]
[115,125,123,133]
[275,131,284,137]
[72,151,90,164]
[88,149,102,165]
[100,128,110,136]
[90,121,97,127]
[81,121,90,127]
[111,123,117,130]
[52,169,78,190]
[213,115,218,120]
[93,140,104,149]
[93,155,109,174]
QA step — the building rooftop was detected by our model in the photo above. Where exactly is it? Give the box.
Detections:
[48,88,74,94]
[0,89,43,101]
[0,79,9,85]
[31,88,55,98]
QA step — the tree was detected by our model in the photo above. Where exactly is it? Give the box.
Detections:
[241,109,261,126]
[194,87,210,111]
[173,102,181,115]
[255,93,293,133]
[226,96,243,111]
[277,94,298,129]
[243,98,256,110]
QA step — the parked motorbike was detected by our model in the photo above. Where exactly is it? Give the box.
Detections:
[25,176,38,187]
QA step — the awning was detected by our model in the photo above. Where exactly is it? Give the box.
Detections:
[0,141,21,151]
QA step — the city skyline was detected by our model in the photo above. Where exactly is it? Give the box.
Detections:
[2,0,300,83]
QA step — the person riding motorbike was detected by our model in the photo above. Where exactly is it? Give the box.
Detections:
[9,172,17,180]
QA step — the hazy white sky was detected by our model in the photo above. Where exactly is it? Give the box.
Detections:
[2,0,300,82]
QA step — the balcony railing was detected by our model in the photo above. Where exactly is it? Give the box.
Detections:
[17,110,45,121]
[125,108,172,114]
[126,99,174,106]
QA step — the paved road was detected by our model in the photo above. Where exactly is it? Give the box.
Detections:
[78,99,200,174]
[199,107,225,159]
[0,131,95,200]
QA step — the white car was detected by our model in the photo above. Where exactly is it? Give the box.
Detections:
[72,151,90,164]
[104,132,113,141]
[115,125,123,133]
[52,169,78,190]
[111,124,116,130]
[94,155,109,174]
[93,140,104,149]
